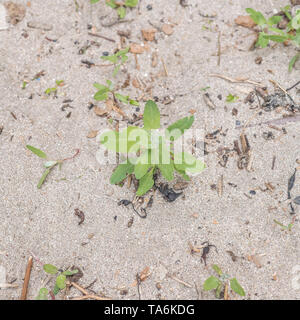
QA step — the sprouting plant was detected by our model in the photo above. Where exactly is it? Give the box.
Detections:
[246,6,300,71]
[93,79,139,106]
[26,145,79,189]
[91,0,139,19]
[203,264,245,299]
[226,94,239,103]
[273,219,294,231]
[101,47,129,76]
[99,100,206,196]
[36,264,78,300]
[45,80,64,95]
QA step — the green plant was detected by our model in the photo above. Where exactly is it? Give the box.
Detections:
[203,264,245,299]
[45,80,64,95]
[226,93,239,103]
[101,47,129,76]
[274,219,294,231]
[26,145,79,189]
[246,6,300,71]
[91,0,139,19]
[99,100,206,196]
[36,264,78,300]
[93,79,139,106]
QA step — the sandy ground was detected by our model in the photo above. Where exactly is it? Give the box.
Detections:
[0,0,299,300]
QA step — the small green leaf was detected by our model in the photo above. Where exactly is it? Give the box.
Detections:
[245,8,267,26]
[124,0,138,7]
[36,288,49,300]
[257,32,270,48]
[37,168,51,189]
[101,55,118,63]
[26,145,47,159]
[90,0,100,3]
[94,91,108,101]
[106,0,117,9]
[203,276,221,291]
[115,93,129,104]
[215,283,223,299]
[267,16,282,26]
[143,100,160,130]
[289,53,300,72]
[129,99,139,106]
[62,269,78,276]
[113,64,121,77]
[158,163,174,181]
[117,6,126,19]
[115,47,129,57]
[110,161,134,184]
[93,83,108,90]
[212,264,223,276]
[43,264,58,275]
[53,284,60,295]
[56,274,67,290]
[134,150,152,179]
[226,94,239,103]
[166,116,194,141]
[230,278,245,296]
[136,167,154,196]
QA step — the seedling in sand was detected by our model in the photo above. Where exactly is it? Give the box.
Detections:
[226,93,239,103]
[93,79,139,106]
[246,6,300,71]
[203,264,245,299]
[26,145,79,189]
[274,219,294,231]
[99,100,206,196]
[36,264,78,300]
[45,80,64,95]
[101,47,129,76]
[91,0,139,19]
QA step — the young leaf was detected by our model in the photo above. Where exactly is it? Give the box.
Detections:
[56,274,67,290]
[134,150,152,179]
[143,100,160,130]
[44,161,58,168]
[212,264,223,276]
[115,47,129,57]
[43,264,58,275]
[124,0,138,7]
[257,32,270,48]
[117,6,126,19]
[106,0,117,9]
[203,276,221,291]
[90,0,100,3]
[26,145,47,159]
[62,269,78,276]
[115,93,129,104]
[110,161,134,184]
[230,278,245,296]
[158,163,174,181]
[94,91,108,101]
[136,167,154,196]
[113,64,121,77]
[129,99,139,106]
[101,55,118,63]
[215,282,223,299]
[166,116,194,141]
[93,83,108,91]
[37,168,51,189]
[245,8,267,26]
[226,94,239,103]
[289,53,300,72]
[36,288,49,300]
[267,16,282,26]
[53,284,60,295]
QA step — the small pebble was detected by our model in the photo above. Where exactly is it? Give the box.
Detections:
[136,107,140,112]
[250,190,256,195]
[102,51,109,56]
[146,4,153,10]
[236,120,241,126]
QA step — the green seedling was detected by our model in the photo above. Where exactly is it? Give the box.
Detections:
[91,0,139,19]
[22,81,28,90]
[226,94,239,103]
[203,264,245,299]
[99,100,206,196]
[274,219,294,231]
[246,6,300,71]
[36,264,78,300]
[26,145,79,189]
[101,47,129,76]
[45,80,64,95]
[93,79,139,106]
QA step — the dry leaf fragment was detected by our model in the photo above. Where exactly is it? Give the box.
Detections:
[131,266,151,286]
[4,1,26,25]
[141,28,157,41]
[247,254,262,268]
[162,24,174,35]
[94,106,108,117]
[132,78,141,89]
[87,130,98,138]
[130,43,144,54]
[234,15,256,28]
